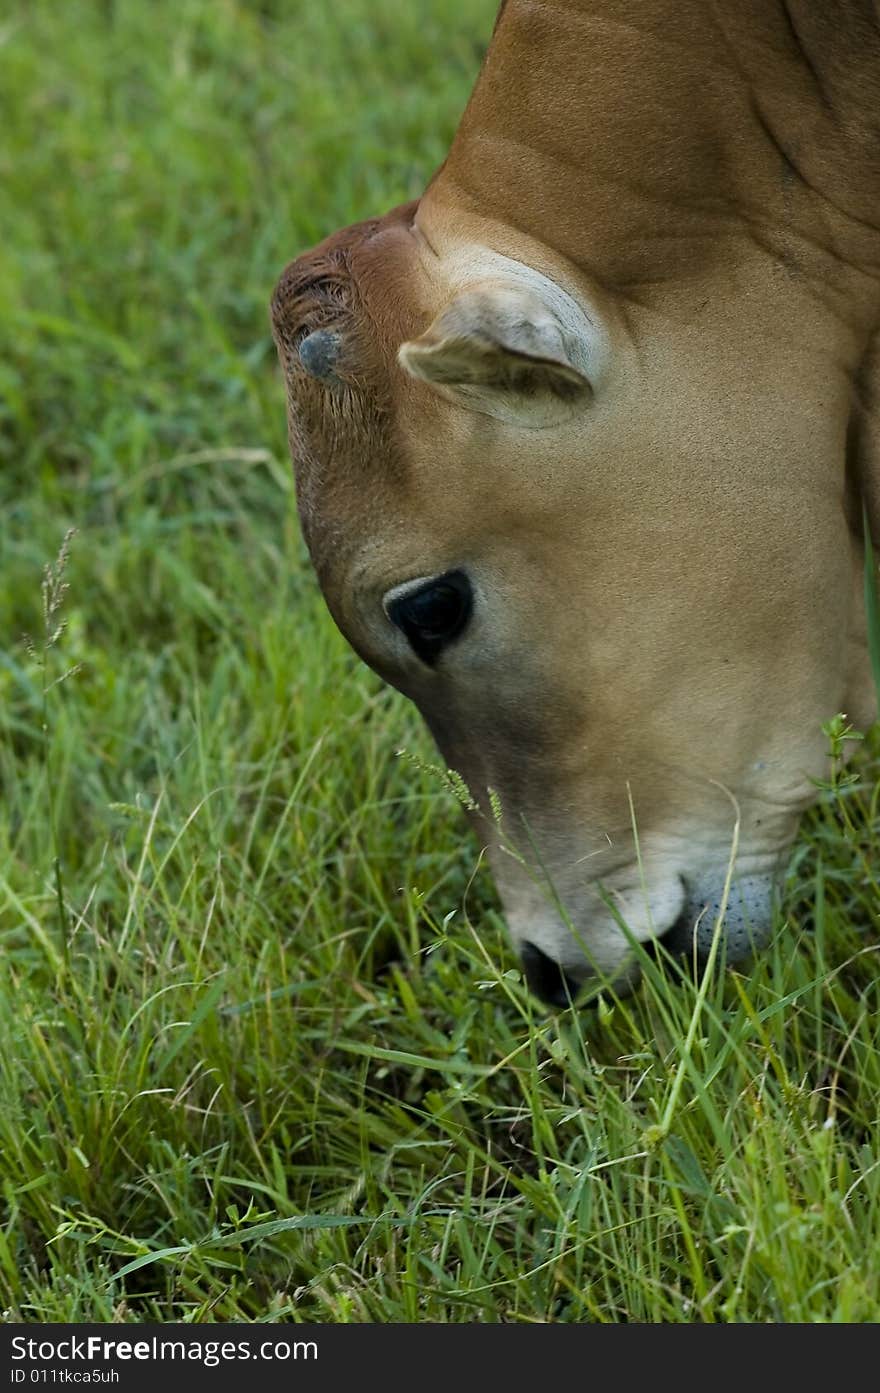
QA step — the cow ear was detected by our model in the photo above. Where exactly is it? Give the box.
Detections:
[398,283,599,426]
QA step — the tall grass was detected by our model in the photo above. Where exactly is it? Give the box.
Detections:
[1,0,879,1323]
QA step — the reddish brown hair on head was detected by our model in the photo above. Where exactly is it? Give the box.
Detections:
[270,204,420,569]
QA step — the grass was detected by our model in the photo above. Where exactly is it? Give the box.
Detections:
[1,0,880,1324]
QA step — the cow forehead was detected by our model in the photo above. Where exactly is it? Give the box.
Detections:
[270,203,430,566]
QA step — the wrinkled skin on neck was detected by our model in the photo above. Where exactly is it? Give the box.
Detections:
[272,0,880,997]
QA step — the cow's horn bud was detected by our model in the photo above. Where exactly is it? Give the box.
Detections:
[298,329,341,380]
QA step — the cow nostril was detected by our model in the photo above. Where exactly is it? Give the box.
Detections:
[520,941,582,1007]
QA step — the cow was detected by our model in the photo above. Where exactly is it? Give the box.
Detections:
[271,0,880,1004]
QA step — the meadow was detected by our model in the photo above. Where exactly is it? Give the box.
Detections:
[2,0,880,1323]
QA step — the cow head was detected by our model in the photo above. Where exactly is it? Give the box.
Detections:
[271,200,875,1003]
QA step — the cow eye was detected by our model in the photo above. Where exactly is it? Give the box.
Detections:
[385,571,472,664]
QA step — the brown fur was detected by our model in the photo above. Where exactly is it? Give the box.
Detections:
[270,205,421,572]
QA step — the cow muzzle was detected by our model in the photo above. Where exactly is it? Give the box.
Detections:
[662,870,779,962]
[515,868,781,1006]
